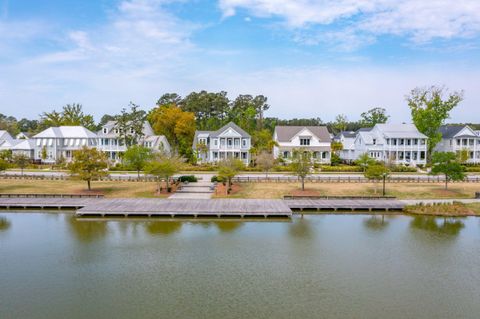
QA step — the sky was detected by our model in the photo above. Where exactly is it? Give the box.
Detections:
[0,0,479,123]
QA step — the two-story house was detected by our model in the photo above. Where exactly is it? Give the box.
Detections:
[193,122,251,165]
[353,124,428,166]
[32,126,98,163]
[335,130,359,163]
[273,126,331,163]
[97,121,170,161]
[435,125,480,163]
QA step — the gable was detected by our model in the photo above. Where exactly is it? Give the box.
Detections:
[454,126,477,138]
[219,127,242,138]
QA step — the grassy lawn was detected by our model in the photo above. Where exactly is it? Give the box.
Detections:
[405,202,480,216]
[0,179,168,198]
[213,182,480,199]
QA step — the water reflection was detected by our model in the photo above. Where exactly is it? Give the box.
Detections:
[67,216,108,243]
[146,221,182,236]
[214,221,243,233]
[0,216,11,232]
[288,217,312,239]
[364,215,389,231]
[410,216,465,237]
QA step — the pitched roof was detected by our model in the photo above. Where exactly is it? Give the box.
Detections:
[210,122,250,138]
[0,130,14,142]
[439,125,476,138]
[340,131,357,138]
[12,139,35,150]
[97,121,154,137]
[375,124,427,138]
[274,126,331,142]
[33,126,97,139]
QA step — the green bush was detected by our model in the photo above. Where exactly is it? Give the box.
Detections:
[183,164,218,171]
[389,165,417,172]
[178,175,198,182]
[318,165,362,172]
[464,166,480,172]
[273,165,292,172]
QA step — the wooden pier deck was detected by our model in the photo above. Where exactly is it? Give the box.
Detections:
[0,197,406,217]
[286,199,405,212]
[77,199,292,218]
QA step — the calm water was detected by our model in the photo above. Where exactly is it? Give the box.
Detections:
[1,212,480,319]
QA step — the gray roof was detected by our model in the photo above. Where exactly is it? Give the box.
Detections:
[439,125,475,138]
[33,126,97,139]
[340,131,357,138]
[274,126,331,142]
[210,122,250,138]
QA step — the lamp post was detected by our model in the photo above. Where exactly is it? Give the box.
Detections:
[382,172,387,196]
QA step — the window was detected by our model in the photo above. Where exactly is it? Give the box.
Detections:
[115,129,119,134]
[469,139,474,146]
[214,139,218,146]
[242,139,247,147]
[241,152,247,159]
[300,138,310,146]
[386,139,390,145]
[407,139,411,146]
[234,139,240,147]
[199,138,206,145]
[130,128,134,134]
[456,139,461,146]
[420,139,426,145]
[283,151,289,159]
[372,139,376,145]
[103,128,107,134]
[413,139,418,145]
[392,139,397,146]
[227,139,233,147]
[399,139,404,145]
[420,151,426,160]
[213,152,218,159]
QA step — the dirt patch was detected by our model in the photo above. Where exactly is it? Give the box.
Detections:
[290,188,321,196]
[214,183,242,196]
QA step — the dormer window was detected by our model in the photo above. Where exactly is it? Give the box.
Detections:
[130,128,134,134]
[373,139,376,145]
[300,138,310,146]
[115,129,119,134]
[103,128,107,134]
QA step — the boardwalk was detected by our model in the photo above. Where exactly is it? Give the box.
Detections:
[77,199,292,218]
[286,199,405,212]
[0,196,409,216]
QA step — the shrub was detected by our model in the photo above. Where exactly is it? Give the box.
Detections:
[389,165,417,172]
[183,163,217,171]
[318,165,363,172]
[464,166,480,172]
[178,175,197,182]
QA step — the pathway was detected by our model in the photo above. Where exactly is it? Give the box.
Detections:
[169,181,215,199]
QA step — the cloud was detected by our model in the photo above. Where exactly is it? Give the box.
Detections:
[218,0,480,46]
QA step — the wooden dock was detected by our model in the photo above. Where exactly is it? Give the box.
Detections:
[286,199,405,212]
[0,197,406,217]
[77,199,292,219]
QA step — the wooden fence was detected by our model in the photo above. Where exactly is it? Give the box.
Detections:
[0,193,104,198]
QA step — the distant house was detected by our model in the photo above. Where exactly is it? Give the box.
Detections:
[353,124,427,166]
[0,130,15,151]
[435,125,480,163]
[335,131,358,163]
[15,132,30,140]
[193,122,251,165]
[97,121,170,162]
[11,139,35,158]
[32,126,98,163]
[273,126,331,163]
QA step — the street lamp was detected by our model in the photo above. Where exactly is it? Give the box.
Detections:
[382,172,388,196]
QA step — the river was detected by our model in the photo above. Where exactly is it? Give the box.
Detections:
[1,212,479,319]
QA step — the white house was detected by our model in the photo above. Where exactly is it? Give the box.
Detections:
[32,126,98,163]
[193,122,251,165]
[353,124,428,166]
[435,125,480,163]
[335,130,359,163]
[0,130,15,151]
[97,121,170,162]
[273,126,331,163]
[11,139,35,158]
